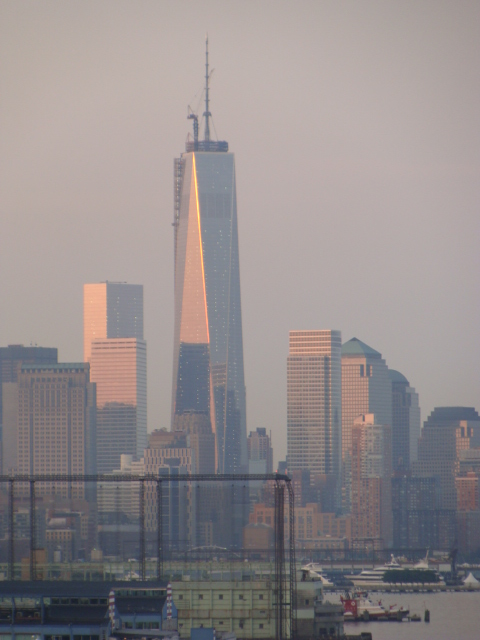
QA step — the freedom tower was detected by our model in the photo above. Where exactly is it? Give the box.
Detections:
[171,40,247,474]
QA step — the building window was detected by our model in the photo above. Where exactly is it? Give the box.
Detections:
[219,594,223,600]
[198,594,203,600]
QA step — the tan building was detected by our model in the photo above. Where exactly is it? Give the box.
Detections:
[17,363,96,498]
[84,282,146,473]
[83,282,143,363]
[0,345,58,475]
[249,502,351,548]
[90,337,147,472]
[341,338,392,513]
[456,472,480,511]
[171,580,275,639]
[351,413,392,548]
[287,330,342,483]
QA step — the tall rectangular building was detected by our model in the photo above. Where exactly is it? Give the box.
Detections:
[0,344,58,474]
[90,338,147,473]
[389,369,421,471]
[341,337,392,512]
[351,413,392,548]
[287,330,342,480]
[171,42,247,473]
[83,282,143,363]
[16,363,96,497]
[84,282,146,473]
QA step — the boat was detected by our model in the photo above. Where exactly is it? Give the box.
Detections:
[348,555,403,587]
[341,591,409,621]
[300,562,334,586]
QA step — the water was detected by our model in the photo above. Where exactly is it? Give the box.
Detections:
[329,591,480,639]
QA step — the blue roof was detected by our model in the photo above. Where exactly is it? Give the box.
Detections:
[389,369,409,384]
[341,337,381,358]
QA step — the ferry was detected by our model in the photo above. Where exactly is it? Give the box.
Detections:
[348,555,402,587]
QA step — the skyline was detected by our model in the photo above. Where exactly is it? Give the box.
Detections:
[1,2,479,464]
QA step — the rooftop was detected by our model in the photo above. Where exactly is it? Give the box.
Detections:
[341,337,381,358]
[389,369,409,385]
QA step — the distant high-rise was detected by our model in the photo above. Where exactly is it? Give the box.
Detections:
[287,330,342,480]
[247,428,273,474]
[17,363,96,497]
[0,344,58,474]
[84,283,146,473]
[341,338,392,457]
[83,282,143,363]
[351,413,393,548]
[171,40,247,473]
[412,407,480,510]
[341,337,392,512]
[389,369,420,471]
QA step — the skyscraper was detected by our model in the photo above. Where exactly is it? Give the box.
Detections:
[17,363,96,497]
[389,369,420,471]
[351,413,393,548]
[341,337,392,512]
[83,282,143,363]
[341,338,392,458]
[0,344,58,474]
[84,283,146,473]
[171,40,247,473]
[412,407,480,509]
[287,330,342,481]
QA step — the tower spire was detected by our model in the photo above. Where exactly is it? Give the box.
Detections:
[204,35,211,142]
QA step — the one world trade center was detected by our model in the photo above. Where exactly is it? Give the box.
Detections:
[171,41,247,473]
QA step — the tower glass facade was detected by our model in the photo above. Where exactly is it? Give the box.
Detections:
[287,330,342,480]
[341,337,392,512]
[172,150,247,473]
[91,338,147,473]
[83,282,143,363]
[84,282,146,473]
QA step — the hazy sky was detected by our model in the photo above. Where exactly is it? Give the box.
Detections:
[1,1,479,464]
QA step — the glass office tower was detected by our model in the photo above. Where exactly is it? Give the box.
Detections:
[84,282,146,473]
[171,47,247,474]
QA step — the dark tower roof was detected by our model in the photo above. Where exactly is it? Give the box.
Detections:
[425,406,480,426]
[389,369,409,385]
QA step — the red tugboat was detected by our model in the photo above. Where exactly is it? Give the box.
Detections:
[341,591,409,621]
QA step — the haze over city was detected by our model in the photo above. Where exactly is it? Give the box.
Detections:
[1,1,479,463]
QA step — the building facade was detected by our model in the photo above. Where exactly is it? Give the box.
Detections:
[287,330,342,483]
[91,338,147,472]
[0,345,58,474]
[389,369,421,471]
[412,407,480,510]
[247,428,273,474]
[16,363,96,498]
[83,282,143,362]
[341,337,392,512]
[171,51,247,474]
[84,283,146,473]
[351,413,393,548]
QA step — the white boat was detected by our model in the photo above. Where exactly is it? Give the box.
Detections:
[300,562,334,586]
[348,555,402,587]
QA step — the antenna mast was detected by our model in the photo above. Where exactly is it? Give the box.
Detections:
[203,35,211,142]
